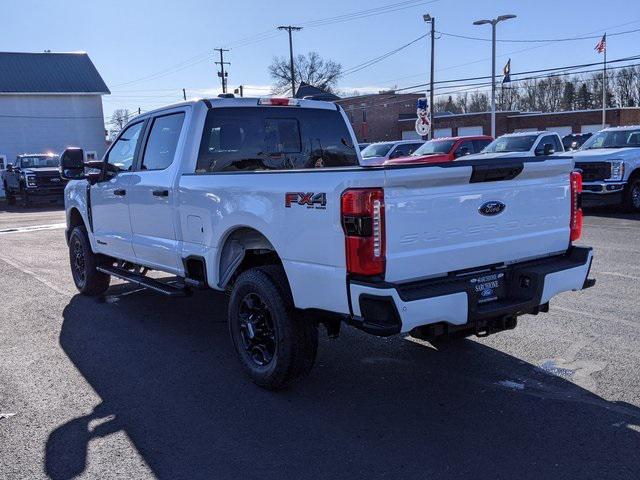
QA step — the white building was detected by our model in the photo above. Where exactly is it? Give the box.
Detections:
[0,51,110,196]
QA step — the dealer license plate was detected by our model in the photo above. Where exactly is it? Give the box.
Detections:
[469,272,506,305]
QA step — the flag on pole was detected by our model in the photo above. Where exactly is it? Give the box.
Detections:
[502,58,511,83]
[595,34,606,54]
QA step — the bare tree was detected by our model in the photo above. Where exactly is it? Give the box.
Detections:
[468,91,490,112]
[269,51,342,95]
[108,109,131,141]
[615,67,636,107]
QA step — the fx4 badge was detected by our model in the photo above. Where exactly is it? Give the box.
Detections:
[285,192,327,210]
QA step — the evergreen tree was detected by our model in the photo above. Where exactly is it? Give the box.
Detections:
[577,83,592,110]
[561,82,576,111]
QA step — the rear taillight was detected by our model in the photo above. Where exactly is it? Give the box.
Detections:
[570,171,583,242]
[341,188,385,277]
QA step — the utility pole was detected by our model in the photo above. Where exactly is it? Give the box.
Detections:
[214,48,230,93]
[277,26,302,97]
[234,85,244,97]
[182,88,187,101]
[473,14,516,138]
[424,14,435,140]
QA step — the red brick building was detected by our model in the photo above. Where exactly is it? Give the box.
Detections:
[336,92,640,142]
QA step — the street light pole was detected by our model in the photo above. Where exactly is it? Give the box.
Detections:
[277,25,303,97]
[424,14,435,140]
[473,14,516,138]
[491,21,496,138]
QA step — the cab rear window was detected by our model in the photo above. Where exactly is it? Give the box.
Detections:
[196,107,358,172]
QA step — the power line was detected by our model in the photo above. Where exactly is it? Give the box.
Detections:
[392,54,640,92]
[341,34,428,77]
[336,59,640,112]
[108,0,440,88]
[436,26,640,44]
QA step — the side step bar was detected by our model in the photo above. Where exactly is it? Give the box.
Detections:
[97,265,189,297]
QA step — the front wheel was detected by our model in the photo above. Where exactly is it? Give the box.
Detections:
[624,177,640,213]
[228,266,318,390]
[68,226,110,296]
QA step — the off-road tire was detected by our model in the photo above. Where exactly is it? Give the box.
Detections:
[624,176,640,213]
[68,225,110,296]
[228,265,318,390]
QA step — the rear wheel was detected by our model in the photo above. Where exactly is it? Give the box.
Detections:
[68,226,110,296]
[624,177,640,213]
[228,266,318,390]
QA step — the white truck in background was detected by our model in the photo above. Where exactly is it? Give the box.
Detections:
[465,131,565,160]
[61,96,594,389]
[560,126,640,212]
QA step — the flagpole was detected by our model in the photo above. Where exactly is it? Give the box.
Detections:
[602,33,607,129]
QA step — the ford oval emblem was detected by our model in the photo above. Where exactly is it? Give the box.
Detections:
[479,201,506,216]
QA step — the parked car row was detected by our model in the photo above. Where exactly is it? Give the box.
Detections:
[357,126,639,212]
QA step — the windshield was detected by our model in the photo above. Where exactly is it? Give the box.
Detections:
[361,143,393,158]
[482,135,538,153]
[17,156,59,168]
[412,140,455,156]
[580,129,640,150]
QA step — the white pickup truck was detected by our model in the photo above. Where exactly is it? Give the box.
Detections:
[61,97,594,389]
[560,126,640,212]
[465,131,565,160]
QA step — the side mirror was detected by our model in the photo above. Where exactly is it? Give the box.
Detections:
[455,146,470,158]
[60,148,86,180]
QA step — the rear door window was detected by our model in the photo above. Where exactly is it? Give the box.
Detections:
[140,113,185,171]
[197,107,358,172]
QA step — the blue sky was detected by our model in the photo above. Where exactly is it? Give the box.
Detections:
[5,0,640,118]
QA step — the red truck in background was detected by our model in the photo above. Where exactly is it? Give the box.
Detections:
[384,135,493,165]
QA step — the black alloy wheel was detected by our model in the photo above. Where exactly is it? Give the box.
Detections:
[238,292,277,366]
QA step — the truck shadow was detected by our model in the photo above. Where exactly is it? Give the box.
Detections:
[48,288,640,480]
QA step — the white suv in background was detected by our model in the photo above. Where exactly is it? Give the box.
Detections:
[359,140,425,166]
[465,131,565,160]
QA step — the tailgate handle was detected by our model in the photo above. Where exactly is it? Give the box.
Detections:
[470,164,524,183]
[113,189,126,196]
[152,189,169,197]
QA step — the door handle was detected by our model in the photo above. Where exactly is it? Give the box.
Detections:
[114,189,126,196]
[152,189,169,197]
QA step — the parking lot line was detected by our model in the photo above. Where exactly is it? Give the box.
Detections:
[0,223,66,235]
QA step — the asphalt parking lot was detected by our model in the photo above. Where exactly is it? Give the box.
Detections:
[0,203,639,480]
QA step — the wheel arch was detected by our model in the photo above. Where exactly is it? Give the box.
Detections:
[216,226,284,290]
[66,207,86,243]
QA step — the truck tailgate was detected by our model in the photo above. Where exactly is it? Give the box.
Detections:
[383,158,573,283]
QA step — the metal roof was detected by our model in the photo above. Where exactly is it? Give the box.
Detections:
[0,52,110,94]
